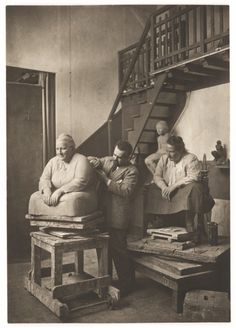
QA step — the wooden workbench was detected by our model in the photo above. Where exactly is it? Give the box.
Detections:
[127,236,230,263]
[127,236,230,313]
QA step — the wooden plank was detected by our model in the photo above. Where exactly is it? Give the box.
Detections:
[24,277,69,319]
[133,256,214,281]
[31,231,109,250]
[132,255,211,275]
[30,217,104,230]
[52,276,111,299]
[127,236,230,263]
[203,58,229,72]
[44,230,92,239]
[134,261,178,290]
[26,211,103,223]
[40,263,75,278]
[68,297,108,318]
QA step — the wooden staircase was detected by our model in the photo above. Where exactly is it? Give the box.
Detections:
[121,46,229,159]
[121,73,187,157]
[79,5,229,161]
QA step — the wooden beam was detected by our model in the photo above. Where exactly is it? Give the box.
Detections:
[24,278,69,319]
[26,211,103,223]
[202,58,229,72]
[183,63,221,77]
[108,18,151,120]
[52,276,111,299]
[168,70,206,82]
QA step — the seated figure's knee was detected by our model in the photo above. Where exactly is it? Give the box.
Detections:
[28,190,97,217]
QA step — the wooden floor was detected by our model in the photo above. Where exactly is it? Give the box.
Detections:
[7,245,230,323]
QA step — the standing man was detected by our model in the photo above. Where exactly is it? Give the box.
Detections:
[88,140,139,296]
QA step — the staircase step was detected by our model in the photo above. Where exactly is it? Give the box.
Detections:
[136,143,149,154]
[139,103,170,117]
[150,105,171,118]
[137,142,156,155]
[147,89,178,104]
[122,104,141,131]
[139,131,156,143]
[143,128,156,132]
[155,102,172,107]
[161,86,188,93]
[144,119,162,130]
[131,113,140,118]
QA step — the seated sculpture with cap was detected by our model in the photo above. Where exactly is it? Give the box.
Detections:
[28,133,98,217]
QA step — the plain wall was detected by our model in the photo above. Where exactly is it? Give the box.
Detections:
[174,83,230,161]
[174,83,230,236]
[6,5,154,146]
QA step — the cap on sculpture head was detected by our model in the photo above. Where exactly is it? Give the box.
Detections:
[56,133,76,149]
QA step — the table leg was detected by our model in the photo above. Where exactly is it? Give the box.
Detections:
[74,250,84,274]
[172,290,186,313]
[31,238,41,285]
[51,247,63,287]
[96,240,109,297]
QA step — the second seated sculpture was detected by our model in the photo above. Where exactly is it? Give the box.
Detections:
[145,120,170,177]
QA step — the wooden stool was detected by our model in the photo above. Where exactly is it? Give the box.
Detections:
[24,231,119,319]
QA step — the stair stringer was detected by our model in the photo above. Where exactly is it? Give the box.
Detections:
[127,72,168,154]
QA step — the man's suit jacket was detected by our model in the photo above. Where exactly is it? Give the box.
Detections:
[90,156,139,230]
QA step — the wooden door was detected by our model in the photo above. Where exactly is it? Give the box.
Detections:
[7,83,43,260]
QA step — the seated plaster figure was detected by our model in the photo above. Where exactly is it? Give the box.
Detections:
[146,136,215,238]
[28,133,98,217]
[145,120,170,176]
[211,140,227,165]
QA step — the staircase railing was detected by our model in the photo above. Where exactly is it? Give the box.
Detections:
[119,5,229,94]
[107,5,229,154]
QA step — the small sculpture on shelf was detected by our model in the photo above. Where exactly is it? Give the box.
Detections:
[211,140,227,165]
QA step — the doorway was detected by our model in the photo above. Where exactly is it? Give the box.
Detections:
[7,66,55,261]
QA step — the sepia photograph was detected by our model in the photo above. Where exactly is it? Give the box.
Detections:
[5,1,231,324]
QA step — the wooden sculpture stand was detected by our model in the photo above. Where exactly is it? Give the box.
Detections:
[25,231,119,319]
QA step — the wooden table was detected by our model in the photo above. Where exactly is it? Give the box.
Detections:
[25,231,119,319]
[128,236,230,313]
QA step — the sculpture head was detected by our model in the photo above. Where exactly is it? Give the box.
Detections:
[56,133,76,163]
[155,120,169,136]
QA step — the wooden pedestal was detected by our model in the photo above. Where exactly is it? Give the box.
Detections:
[24,232,119,319]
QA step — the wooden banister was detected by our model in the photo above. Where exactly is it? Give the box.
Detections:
[107,18,151,121]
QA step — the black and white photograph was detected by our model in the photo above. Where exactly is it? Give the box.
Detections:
[4,1,232,324]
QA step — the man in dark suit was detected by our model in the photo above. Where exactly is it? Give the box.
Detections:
[88,140,139,296]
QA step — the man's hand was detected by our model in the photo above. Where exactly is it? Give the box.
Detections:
[49,189,64,206]
[89,158,101,169]
[161,185,177,201]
